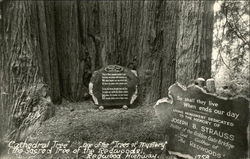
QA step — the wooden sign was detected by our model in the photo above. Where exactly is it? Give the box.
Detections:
[89,65,138,108]
[154,83,249,159]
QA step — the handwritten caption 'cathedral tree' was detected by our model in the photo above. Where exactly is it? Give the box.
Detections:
[7,140,167,159]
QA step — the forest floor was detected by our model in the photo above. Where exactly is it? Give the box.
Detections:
[2,100,180,159]
[30,100,166,143]
[1,99,250,159]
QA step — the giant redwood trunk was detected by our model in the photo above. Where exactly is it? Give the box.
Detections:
[36,1,61,104]
[87,1,177,104]
[0,1,215,139]
[42,1,214,104]
[54,1,92,101]
[53,1,214,103]
[54,1,177,104]
[136,1,178,104]
[0,1,60,139]
[0,1,41,138]
[176,1,214,85]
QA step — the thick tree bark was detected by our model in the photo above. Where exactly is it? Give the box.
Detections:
[54,1,214,103]
[0,1,41,137]
[53,1,177,105]
[54,1,92,101]
[90,1,177,105]
[36,1,61,103]
[137,1,178,104]
[0,1,60,139]
[0,2,215,140]
[0,1,215,140]
[176,0,214,85]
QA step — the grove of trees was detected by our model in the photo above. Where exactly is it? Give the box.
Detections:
[0,0,219,140]
[212,1,249,97]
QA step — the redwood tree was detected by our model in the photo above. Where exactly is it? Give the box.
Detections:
[52,1,178,104]
[85,1,178,104]
[0,1,41,138]
[0,0,215,139]
[176,1,214,85]
[0,1,60,139]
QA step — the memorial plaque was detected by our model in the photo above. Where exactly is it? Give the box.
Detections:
[89,65,138,107]
[154,83,249,159]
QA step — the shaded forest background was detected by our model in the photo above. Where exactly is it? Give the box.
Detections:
[0,0,249,142]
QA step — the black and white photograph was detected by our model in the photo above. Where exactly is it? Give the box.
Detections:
[0,0,249,159]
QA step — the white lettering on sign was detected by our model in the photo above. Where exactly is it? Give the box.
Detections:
[101,73,128,100]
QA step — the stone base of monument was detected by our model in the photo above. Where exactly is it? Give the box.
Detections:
[98,106,104,110]
[122,105,128,110]
[89,65,138,109]
[98,105,129,110]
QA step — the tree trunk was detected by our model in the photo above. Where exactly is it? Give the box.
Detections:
[36,1,61,103]
[176,0,214,85]
[93,1,177,105]
[55,1,214,103]
[0,1,216,140]
[0,1,61,139]
[137,1,178,104]
[54,1,92,101]
[0,1,41,137]
[54,1,177,105]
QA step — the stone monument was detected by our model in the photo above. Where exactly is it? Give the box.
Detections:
[89,65,138,109]
[154,82,249,159]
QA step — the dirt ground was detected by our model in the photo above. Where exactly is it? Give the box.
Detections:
[1,100,180,159]
[2,100,249,159]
